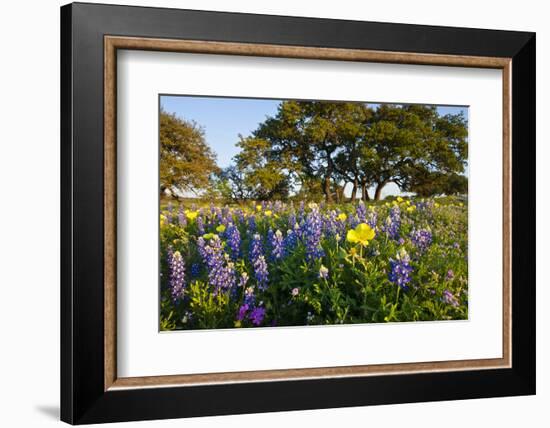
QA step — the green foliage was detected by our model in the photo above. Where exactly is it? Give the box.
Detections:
[160,197,468,330]
[160,110,219,196]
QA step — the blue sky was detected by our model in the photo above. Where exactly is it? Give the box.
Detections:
[160,95,467,197]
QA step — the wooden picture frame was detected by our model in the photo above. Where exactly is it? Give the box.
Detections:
[61,2,535,424]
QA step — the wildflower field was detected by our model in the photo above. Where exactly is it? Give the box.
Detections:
[160,197,468,330]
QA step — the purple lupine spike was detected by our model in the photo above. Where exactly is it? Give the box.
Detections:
[199,235,236,293]
[250,234,269,290]
[356,200,367,223]
[388,248,413,291]
[410,228,433,253]
[167,247,185,302]
[382,205,401,240]
[225,223,241,260]
[271,229,284,260]
[303,205,324,261]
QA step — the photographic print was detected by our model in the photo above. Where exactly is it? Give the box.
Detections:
[159,95,469,331]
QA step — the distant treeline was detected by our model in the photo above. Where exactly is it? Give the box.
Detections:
[160,101,468,202]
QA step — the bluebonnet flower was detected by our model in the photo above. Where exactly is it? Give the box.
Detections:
[200,235,236,293]
[253,255,269,290]
[356,200,367,223]
[303,205,324,260]
[249,306,266,326]
[225,223,241,260]
[411,228,433,253]
[367,208,378,230]
[319,265,329,279]
[238,272,249,288]
[249,233,263,261]
[167,247,185,302]
[382,205,401,240]
[250,234,269,290]
[442,289,460,307]
[288,209,297,231]
[388,248,413,291]
[244,286,255,306]
[270,229,284,260]
[248,215,257,233]
[284,229,298,254]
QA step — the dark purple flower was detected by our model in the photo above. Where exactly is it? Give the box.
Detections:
[237,304,249,321]
[249,306,266,326]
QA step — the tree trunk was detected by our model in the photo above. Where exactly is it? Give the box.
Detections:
[374,182,386,200]
[361,182,370,201]
[324,175,333,203]
[351,178,358,202]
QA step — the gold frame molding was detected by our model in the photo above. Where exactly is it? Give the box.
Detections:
[104,36,512,391]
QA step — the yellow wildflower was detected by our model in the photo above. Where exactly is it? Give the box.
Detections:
[185,210,199,221]
[337,213,347,222]
[396,196,403,203]
[256,205,262,211]
[406,205,416,213]
[160,214,166,226]
[346,223,376,247]
[434,202,440,208]
[264,210,272,217]
[216,224,226,233]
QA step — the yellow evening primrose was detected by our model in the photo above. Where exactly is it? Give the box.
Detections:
[216,224,226,233]
[406,205,416,213]
[406,200,411,206]
[346,223,376,247]
[185,210,199,221]
[203,233,216,240]
[396,196,403,203]
[337,213,347,222]
[256,205,262,211]
[160,214,166,226]
[264,210,273,217]
[434,202,440,208]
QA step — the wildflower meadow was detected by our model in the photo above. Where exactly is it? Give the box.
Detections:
[160,197,468,330]
[159,96,469,330]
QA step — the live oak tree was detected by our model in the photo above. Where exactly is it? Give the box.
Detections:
[160,111,219,197]
[227,101,468,202]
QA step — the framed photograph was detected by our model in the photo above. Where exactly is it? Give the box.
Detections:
[60,2,535,424]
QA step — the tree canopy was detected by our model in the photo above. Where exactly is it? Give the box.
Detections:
[227,101,467,201]
[160,102,468,202]
[160,110,219,197]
